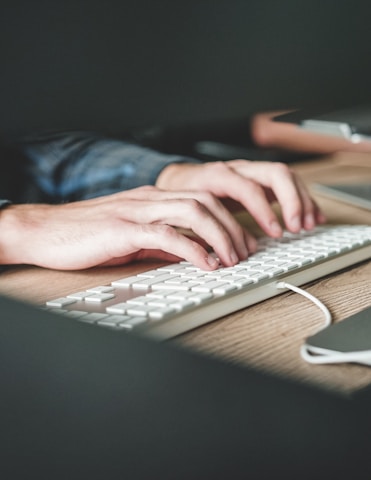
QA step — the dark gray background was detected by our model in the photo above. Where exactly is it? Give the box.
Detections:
[1,0,371,136]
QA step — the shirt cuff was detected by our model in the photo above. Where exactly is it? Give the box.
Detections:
[0,200,12,209]
[0,200,12,272]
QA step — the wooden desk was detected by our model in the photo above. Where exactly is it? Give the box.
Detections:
[1,152,371,394]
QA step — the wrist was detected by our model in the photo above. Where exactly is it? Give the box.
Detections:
[155,163,184,190]
[155,162,199,190]
[0,199,12,209]
[0,204,30,265]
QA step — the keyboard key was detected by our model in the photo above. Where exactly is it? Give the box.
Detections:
[86,286,115,293]
[84,293,116,303]
[43,225,371,340]
[46,297,77,308]
[67,291,94,300]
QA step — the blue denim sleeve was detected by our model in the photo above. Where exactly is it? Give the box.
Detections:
[17,131,201,202]
[0,200,12,209]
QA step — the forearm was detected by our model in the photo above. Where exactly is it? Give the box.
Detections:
[0,188,251,271]
[17,131,201,202]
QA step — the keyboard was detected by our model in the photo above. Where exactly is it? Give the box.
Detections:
[44,225,371,339]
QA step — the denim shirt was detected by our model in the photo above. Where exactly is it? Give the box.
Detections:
[15,130,201,203]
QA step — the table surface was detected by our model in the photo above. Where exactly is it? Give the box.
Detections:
[2,151,371,394]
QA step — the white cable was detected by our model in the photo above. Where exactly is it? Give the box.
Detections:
[276,281,332,328]
[299,345,371,364]
[276,281,371,365]
[276,281,333,364]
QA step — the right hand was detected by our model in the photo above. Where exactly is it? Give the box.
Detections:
[0,186,256,270]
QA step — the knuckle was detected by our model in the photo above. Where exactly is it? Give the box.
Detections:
[305,201,316,213]
[196,191,217,206]
[245,180,263,195]
[156,224,176,237]
[188,240,207,256]
[138,185,158,193]
[273,162,292,177]
[183,198,206,214]
[207,161,230,175]
[289,205,303,218]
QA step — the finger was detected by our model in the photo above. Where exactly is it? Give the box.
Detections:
[75,183,253,257]
[63,185,159,209]
[99,249,184,267]
[228,161,327,232]
[117,198,244,266]
[61,193,250,265]
[225,162,303,233]
[258,166,323,232]
[111,222,220,270]
[290,176,320,230]
[197,166,283,237]
[146,190,253,260]
[294,177,327,227]
[262,164,307,232]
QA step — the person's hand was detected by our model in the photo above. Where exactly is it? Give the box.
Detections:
[156,159,326,237]
[0,186,256,271]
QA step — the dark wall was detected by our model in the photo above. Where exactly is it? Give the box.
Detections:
[1,0,371,136]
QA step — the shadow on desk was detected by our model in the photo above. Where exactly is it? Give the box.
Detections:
[1,293,371,480]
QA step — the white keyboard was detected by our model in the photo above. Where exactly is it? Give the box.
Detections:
[45,225,371,339]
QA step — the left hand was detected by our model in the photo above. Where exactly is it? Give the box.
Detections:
[156,159,326,238]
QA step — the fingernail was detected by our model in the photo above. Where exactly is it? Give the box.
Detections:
[230,251,239,265]
[206,254,219,268]
[290,216,301,232]
[240,245,249,260]
[304,213,315,229]
[270,220,282,237]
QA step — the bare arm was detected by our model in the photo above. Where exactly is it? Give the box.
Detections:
[0,132,326,272]
[0,186,255,271]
